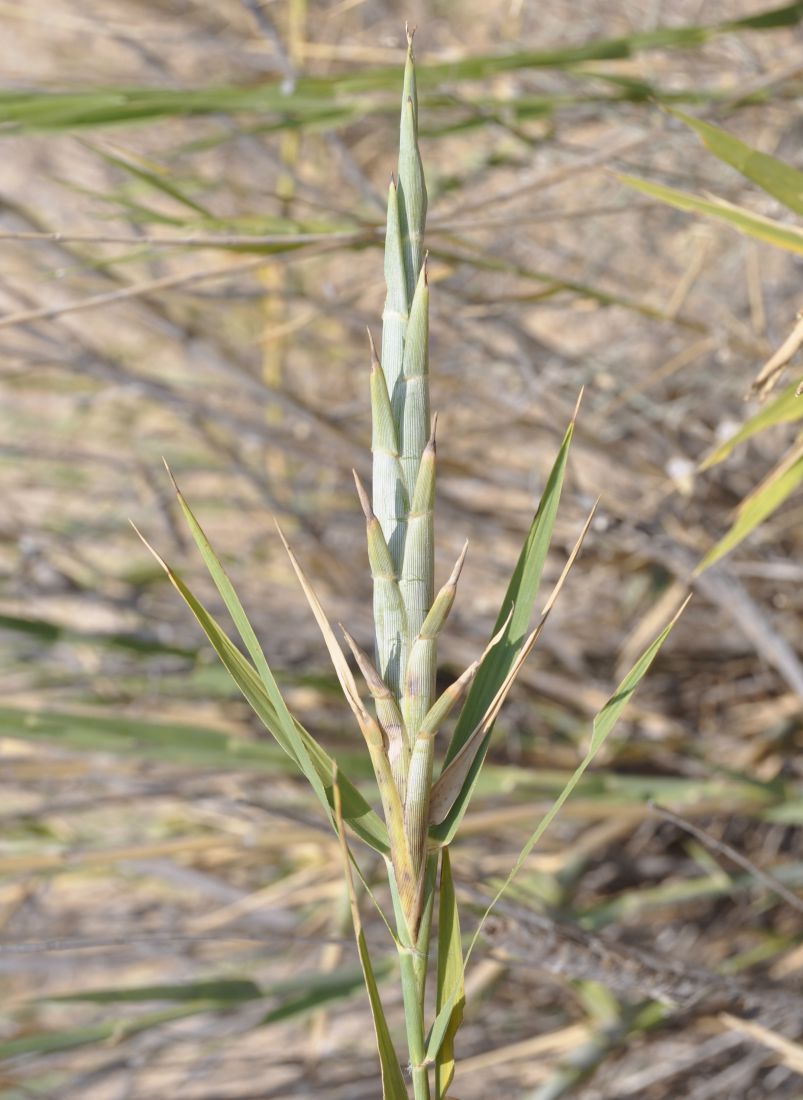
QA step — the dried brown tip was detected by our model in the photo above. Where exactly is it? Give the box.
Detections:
[161,457,180,494]
[422,251,429,285]
[272,517,293,556]
[571,386,585,424]
[405,22,416,48]
[352,469,374,521]
[129,520,169,576]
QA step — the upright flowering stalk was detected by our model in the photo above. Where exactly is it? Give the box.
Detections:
[146,30,685,1100]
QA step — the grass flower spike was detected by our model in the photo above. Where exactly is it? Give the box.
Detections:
[144,29,686,1100]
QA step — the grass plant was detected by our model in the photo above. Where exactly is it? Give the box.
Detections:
[138,33,686,1099]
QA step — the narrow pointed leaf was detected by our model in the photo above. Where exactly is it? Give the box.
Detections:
[478,599,689,931]
[334,778,410,1100]
[430,503,595,829]
[428,602,689,1069]
[700,382,803,469]
[275,522,374,734]
[435,849,464,1099]
[133,525,388,854]
[669,109,803,217]
[431,408,578,844]
[696,439,803,572]
[619,175,803,255]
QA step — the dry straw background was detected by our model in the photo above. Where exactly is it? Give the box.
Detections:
[0,1,802,1097]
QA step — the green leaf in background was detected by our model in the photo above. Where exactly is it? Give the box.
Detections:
[0,703,366,776]
[696,439,803,572]
[431,408,577,846]
[90,144,214,217]
[0,1,801,133]
[701,382,803,468]
[434,850,464,1100]
[47,965,387,1019]
[49,978,263,1005]
[426,602,687,1069]
[0,1006,201,1059]
[669,109,803,216]
[10,965,381,1063]
[618,175,803,255]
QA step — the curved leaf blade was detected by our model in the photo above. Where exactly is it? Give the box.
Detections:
[431,405,578,844]
[334,779,409,1100]
[133,524,388,854]
[670,109,803,217]
[701,382,803,469]
[619,175,803,255]
[696,439,803,572]
[435,850,464,1099]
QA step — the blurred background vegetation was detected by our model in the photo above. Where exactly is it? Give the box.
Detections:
[1,1,803,1097]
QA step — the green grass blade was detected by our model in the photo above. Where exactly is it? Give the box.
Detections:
[0,703,370,777]
[618,175,803,255]
[427,603,687,1069]
[482,599,689,919]
[334,779,410,1100]
[700,382,803,468]
[669,109,803,216]
[2,2,801,133]
[90,145,214,217]
[696,440,803,573]
[154,488,338,817]
[48,979,263,1005]
[431,407,577,845]
[133,525,388,855]
[434,850,464,1100]
[0,1007,202,1059]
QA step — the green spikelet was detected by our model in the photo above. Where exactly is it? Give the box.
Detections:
[374,25,433,731]
[354,470,408,698]
[397,30,427,299]
[341,625,409,801]
[400,419,436,656]
[398,261,430,498]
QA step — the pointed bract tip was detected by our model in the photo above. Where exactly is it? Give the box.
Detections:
[405,22,416,48]
[427,411,438,451]
[389,172,397,191]
[366,327,380,368]
[340,623,366,662]
[352,469,374,521]
[447,539,469,585]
